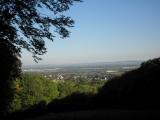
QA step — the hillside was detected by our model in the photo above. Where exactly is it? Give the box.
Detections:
[96,57,160,109]
[6,58,160,120]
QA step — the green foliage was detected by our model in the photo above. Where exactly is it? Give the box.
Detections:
[42,80,59,103]
[9,95,22,113]
[20,74,44,108]
[78,84,96,94]
[58,80,78,98]
[10,73,105,113]
[10,74,58,112]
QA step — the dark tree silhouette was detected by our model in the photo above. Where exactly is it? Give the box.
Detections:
[0,0,81,61]
[95,57,160,109]
[0,42,21,117]
[0,0,81,117]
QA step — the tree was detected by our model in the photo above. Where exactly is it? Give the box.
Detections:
[0,0,81,61]
[0,0,81,117]
[0,42,21,116]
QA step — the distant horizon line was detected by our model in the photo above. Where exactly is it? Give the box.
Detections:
[22,59,145,67]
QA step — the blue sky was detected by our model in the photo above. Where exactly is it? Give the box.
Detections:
[22,0,160,65]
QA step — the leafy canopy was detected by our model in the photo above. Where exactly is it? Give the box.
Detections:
[0,0,81,61]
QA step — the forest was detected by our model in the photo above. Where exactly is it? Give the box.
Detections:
[9,73,105,114]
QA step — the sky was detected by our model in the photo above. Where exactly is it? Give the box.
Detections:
[21,0,160,65]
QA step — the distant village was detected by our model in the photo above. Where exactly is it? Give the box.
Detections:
[23,63,139,83]
[40,70,123,83]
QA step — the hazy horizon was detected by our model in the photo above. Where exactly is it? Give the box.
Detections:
[22,59,143,67]
[21,0,160,65]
